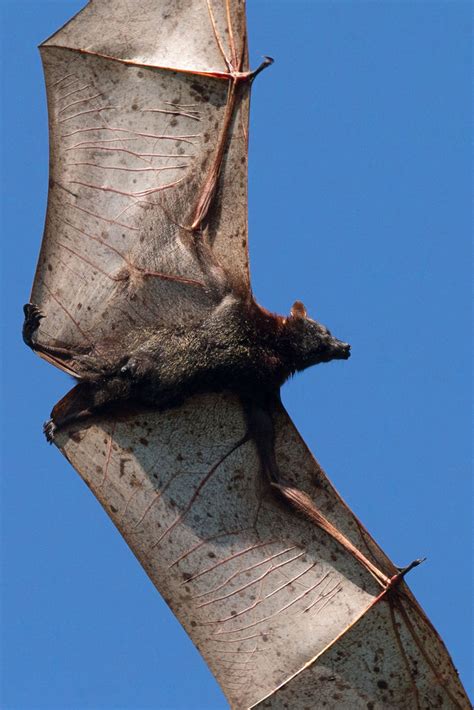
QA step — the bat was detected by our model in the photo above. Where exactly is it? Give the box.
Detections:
[23,1,470,708]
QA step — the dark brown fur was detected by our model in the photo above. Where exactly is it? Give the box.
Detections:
[23,294,349,438]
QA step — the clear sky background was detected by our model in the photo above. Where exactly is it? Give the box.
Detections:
[1,1,472,708]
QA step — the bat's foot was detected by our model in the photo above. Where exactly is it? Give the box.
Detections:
[43,418,57,444]
[23,303,44,347]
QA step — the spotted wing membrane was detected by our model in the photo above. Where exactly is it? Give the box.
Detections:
[57,394,469,709]
[31,0,250,375]
[31,2,470,708]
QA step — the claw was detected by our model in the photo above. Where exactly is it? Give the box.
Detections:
[249,56,274,82]
[43,419,57,444]
[23,303,45,347]
[395,557,426,577]
[388,558,427,591]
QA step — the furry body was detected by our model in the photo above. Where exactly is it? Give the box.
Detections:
[23,295,350,437]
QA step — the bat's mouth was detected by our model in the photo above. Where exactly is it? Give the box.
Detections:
[311,338,351,365]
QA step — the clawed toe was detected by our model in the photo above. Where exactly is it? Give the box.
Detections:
[23,303,44,325]
[23,303,45,346]
[395,558,426,577]
[43,419,57,444]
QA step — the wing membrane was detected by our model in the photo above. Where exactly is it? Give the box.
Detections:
[254,593,470,708]
[57,393,383,708]
[56,395,469,709]
[42,0,247,75]
[31,0,250,372]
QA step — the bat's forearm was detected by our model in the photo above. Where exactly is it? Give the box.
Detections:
[243,394,389,586]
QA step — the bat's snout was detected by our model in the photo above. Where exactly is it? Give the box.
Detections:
[331,339,351,360]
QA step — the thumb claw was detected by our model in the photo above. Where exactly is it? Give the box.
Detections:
[43,419,57,444]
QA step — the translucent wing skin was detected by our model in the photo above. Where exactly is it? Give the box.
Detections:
[255,590,470,709]
[56,395,470,709]
[31,0,250,375]
[42,0,247,74]
[31,2,470,708]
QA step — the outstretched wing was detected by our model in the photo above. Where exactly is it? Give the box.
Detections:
[55,395,470,710]
[31,0,251,374]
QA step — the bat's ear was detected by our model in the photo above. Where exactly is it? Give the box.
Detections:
[290,300,307,319]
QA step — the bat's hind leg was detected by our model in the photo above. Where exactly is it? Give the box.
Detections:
[45,378,133,443]
[45,382,101,442]
[22,303,44,348]
[23,302,89,364]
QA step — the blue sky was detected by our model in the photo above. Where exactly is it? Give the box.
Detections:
[1,1,472,708]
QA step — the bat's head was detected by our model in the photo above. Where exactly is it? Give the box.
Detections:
[285,301,351,371]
